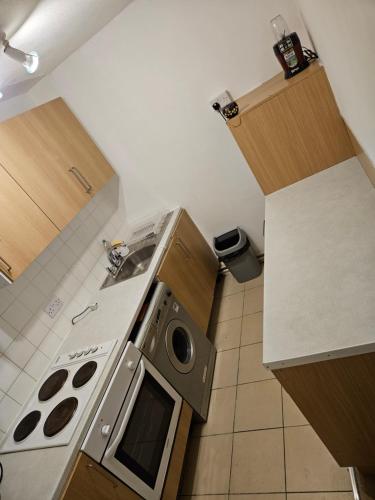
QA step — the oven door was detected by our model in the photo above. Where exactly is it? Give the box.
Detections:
[101,355,182,500]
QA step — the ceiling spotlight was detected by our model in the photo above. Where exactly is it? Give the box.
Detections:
[1,34,39,74]
[0,91,3,99]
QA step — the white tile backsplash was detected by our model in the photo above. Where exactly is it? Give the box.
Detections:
[2,301,33,332]
[0,356,21,392]
[24,350,50,381]
[8,372,35,405]
[0,175,124,434]
[22,318,50,347]
[0,395,21,431]
[4,335,36,369]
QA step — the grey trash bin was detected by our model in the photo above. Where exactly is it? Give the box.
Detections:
[213,228,261,283]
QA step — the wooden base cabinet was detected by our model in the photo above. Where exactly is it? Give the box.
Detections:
[61,402,193,500]
[157,210,218,333]
[274,352,375,470]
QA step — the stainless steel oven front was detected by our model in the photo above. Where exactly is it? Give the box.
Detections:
[82,341,182,500]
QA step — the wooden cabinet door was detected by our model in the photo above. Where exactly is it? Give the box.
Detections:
[174,211,218,298]
[26,98,114,197]
[0,165,59,281]
[158,211,218,333]
[0,110,91,230]
[229,94,314,194]
[61,452,141,500]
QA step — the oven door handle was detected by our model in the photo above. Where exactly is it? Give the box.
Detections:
[104,359,146,459]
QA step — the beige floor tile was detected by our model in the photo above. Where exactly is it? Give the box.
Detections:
[238,343,274,384]
[285,426,352,492]
[287,494,353,499]
[244,269,264,290]
[229,495,285,500]
[181,434,233,495]
[282,389,309,427]
[222,273,245,296]
[234,379,282,432]
[241,312,263,346]
[194,386,236,436]
[230,428,285,493]
[217,292,244,322]
[213,348,239,389]
[243,287,264,315]
[212,317,242,351]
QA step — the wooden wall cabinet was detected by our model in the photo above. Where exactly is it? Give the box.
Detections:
[0,98,115,281]
[228,63,354,194]
[0,165,59,281]
[0,98,114,231]
[61,402,193,500]
[157,210,218,333]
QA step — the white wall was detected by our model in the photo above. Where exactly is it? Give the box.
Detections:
[295,0,375,166]
[28,0,310,253]
[0,93,34,122]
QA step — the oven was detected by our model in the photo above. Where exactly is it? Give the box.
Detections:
[82,342,182,500]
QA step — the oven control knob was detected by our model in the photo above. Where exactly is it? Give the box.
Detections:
[76,350,84,357]
[126,360,136,371]
[68,353,76,360]
[90,346,98,353]
[101,424,111,437]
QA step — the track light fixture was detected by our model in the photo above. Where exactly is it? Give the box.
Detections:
[1,33,39,74]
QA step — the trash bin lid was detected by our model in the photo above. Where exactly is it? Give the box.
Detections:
[213,227,248,257]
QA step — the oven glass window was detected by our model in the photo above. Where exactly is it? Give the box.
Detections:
[114,372,175,488]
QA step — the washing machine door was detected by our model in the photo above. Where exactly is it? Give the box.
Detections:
[165,319,196,374]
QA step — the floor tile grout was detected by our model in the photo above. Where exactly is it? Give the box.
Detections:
[227,294,244,495]
[280,381,288,494]
[192,423,312,439]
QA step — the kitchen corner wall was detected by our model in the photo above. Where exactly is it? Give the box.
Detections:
[295,0,375,167]
[0,176,125,441]
[24,0,310,254]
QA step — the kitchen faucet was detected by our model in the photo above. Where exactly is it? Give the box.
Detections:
[102,240,127,276]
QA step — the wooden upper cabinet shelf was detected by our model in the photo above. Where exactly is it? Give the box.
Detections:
[228,63,354,194]
[0,98,114,231]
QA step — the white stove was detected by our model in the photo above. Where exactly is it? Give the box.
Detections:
[1,339,117,454]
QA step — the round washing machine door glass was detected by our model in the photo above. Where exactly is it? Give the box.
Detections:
[165,319,196,374]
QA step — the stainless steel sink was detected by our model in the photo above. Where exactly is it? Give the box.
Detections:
[101,243,157,290]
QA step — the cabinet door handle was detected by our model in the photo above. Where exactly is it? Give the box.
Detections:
[176,238,191,259]
[68,167,92,194]
[0,256,12,273]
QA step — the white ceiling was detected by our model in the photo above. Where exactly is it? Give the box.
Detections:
[0,0,133,100]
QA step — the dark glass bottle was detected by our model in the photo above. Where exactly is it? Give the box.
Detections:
[271,15,309,79]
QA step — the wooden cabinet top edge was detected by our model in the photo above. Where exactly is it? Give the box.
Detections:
[227,61,323,127]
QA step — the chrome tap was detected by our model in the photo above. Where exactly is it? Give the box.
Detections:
[102,240,127,276]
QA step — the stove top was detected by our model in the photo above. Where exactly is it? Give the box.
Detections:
[1,339,117,454]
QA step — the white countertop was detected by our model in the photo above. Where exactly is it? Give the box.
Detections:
[0,208,181,500]
[263,158,375,370]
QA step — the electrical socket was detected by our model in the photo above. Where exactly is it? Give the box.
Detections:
[210,90,233,110]
[45,296,64,319]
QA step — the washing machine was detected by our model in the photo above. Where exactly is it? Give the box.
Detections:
[134,281,216,421]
